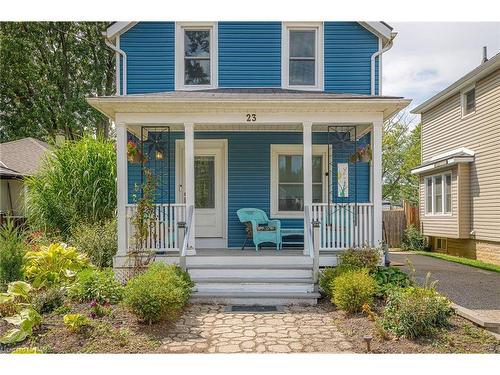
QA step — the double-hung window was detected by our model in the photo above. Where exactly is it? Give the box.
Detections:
[283,23,323,90]
[425,173,452,215]
[271,145,327,218]
[176,23,217,89]
[461,85,476,117]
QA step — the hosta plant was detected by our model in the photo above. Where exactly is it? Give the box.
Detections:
[0,281,41,345]
[0,307,42,344]
[63,313,90,333]
[23,243,91,288]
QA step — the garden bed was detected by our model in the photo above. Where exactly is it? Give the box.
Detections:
[326,298,499,354]
[0,302,174,353]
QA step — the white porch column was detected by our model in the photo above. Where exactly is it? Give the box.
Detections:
[372,120,383,247]
[303,121,313,255]
[184,122,196,255]
[115,122,128,259]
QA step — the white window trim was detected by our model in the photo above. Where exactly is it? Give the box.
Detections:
[281,22,324,91]
[460,84,476,119]
[270,144,328,219]
[175,22,218,90]
[424,172,452,216]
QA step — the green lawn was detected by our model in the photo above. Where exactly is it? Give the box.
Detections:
[415,251,500,273]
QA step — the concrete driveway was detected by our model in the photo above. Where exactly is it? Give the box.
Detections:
[389,252,500,310]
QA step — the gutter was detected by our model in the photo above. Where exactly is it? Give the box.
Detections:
[102,32,127,95]
[371,32,397,95]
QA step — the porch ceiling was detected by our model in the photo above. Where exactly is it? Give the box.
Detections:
[86,89,411,122]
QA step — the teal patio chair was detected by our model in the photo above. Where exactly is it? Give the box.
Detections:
[236,208,282,251]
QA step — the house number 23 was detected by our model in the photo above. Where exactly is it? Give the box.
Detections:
[246,113,257,122]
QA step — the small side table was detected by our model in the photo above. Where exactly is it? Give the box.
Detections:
[280,228,304,248]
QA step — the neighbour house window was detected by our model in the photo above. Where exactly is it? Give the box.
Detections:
[425,173,452,215]
[283,23,323,90]
[271,145,328,217]
[462,86,476,117]
[425,178,433,214]
[176,23,217,89]
[435,237,447,251]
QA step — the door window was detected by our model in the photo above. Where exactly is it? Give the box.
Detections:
[195,156,215,208]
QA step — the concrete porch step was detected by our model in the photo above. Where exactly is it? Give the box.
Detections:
[191,277,314,283]
[188,268,312,279]
[191,291,321,306]
[195,282,315,293]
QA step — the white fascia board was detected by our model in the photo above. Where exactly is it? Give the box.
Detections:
[412,54,500,114]
[107,22,138,40]
[411,156,475,175]
[358,22,393,41]
[430,147,475,160]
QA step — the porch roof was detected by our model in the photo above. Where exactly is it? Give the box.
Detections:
[87,88,411,121]
[411,148,475,175]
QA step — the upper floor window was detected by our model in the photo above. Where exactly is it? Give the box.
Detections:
[282,23,323,90]
[425,173,452,215]
[461,85,476,117]
[176,23,217,90]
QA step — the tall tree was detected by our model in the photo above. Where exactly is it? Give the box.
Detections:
[382,116,421,205]
[0,22,114,142]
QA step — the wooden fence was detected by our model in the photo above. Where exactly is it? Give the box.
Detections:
[383,201,420,248]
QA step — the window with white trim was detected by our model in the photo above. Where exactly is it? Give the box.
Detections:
[461,86,476,117]
[176,23,217,89]
[424,173,452,215]
[270,145,327,218]
[282,23,323,90]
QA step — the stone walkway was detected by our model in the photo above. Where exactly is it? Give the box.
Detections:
[160,304,353,353]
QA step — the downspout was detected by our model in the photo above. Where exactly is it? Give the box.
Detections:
[371,32,397,95]
[102,32,127,95]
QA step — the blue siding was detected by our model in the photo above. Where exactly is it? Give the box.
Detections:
[218,22,282,87]
[127,131,371,248]
[120,22,175,94]
[324,22,379,94]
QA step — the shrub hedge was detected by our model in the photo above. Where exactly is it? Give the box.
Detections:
[331,269,377,313]
[123,263,193,324]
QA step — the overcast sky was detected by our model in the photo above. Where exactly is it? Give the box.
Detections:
[383,22,500,117]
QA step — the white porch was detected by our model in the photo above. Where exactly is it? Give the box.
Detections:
[87,91,409,304]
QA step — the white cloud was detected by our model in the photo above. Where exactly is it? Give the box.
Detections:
[383,22,500,113]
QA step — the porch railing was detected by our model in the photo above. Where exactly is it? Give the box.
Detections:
[311,203,374,250]
[125,203,186,252]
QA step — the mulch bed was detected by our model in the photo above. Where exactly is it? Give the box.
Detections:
[320,298,500,354]
[0,303,174,354]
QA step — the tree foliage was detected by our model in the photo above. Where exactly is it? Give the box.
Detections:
[383,115,421,205]
[0,22,114,142]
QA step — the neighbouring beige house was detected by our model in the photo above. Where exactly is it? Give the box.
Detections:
[411,49,500,265]
[0,137,51,218]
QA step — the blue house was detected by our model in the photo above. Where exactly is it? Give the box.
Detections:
[88,21,410,305]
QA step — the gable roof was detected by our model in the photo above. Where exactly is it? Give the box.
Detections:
[0,137,52,177]
[412,52,500,114]
[106,21,394,42]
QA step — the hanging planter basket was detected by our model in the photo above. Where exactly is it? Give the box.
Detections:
[349,144,372,163]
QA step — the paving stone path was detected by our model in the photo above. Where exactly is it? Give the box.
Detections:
[160,304,353,353]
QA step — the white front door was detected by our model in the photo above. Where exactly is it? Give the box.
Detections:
[176,140,227,243]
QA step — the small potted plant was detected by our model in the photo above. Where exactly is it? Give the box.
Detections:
[349,144,372,163]
[127,140,145,163]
